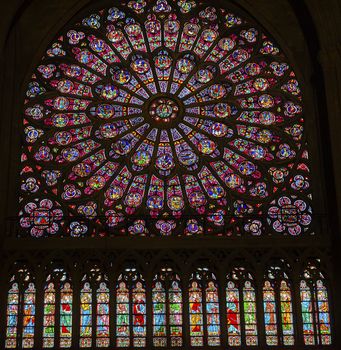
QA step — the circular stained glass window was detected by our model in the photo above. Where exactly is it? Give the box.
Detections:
[19,0,312,237]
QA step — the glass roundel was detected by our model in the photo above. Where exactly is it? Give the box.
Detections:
[19,0,312,237]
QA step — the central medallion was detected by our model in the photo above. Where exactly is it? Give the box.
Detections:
[149,97,179,123]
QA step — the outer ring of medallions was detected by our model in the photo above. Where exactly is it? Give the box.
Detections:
[143,94,185,128]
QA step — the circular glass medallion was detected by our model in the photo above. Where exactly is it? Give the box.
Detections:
[149,98,179,123]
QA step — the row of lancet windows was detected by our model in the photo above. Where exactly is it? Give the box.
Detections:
[5,263,332,349]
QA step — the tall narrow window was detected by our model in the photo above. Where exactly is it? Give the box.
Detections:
[206,281,220,346]
[22,283,36,348]
[60,282,73,347]
[280,281,294,345]
[226,267,258,346]
[300,262,332,345]
[116,269,146,347]
[226,281,240,346]
[263,281,278,345]
[189,281,203,346]
[152,269,183,347]
[153,281,166,346]
[116,281,130,347]
[243,281,258,346]
[189,268,220,347]
[43,283,56,347]
[80,282,92,347]
[169,280,183,346]
[263,264,294,346]
[96,282,110,347]
[5,282,20,348]
[132,281,146,347]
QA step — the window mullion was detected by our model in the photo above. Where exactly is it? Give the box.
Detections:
[55,281,61,346]
[109,274,116,348]
[71,272,81,349]
[92,282,97,348]
[239,281,246,347]
[254,275,265,347]
[165,281,170,348]
[183,273,190,348]
[218,273,227,347]
[202,280,208,347]
[275,280,284,346]
[146,273,153,348]
[34,272,44,349]
[292,275,304,346]
[313,281,322,345]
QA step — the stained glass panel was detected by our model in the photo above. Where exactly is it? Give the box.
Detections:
[280,281,294,345]
[243,281,258,346]
[116,281,130,347]
[300,280,315,345]
[316,280,332,345]
[96,282,110,347]
[153,281,167,347]
[5,283,19,349]
[80,282,92,347]
[43,283,56,348]
[19,0,312,238]
[22,283,36,348]
[206,281,221,346]
[263,281,278,345]
[132,281,146,347]
[60,282,73,348]
[189,281,203,346]
[169,280,183,347]
[226,281,241,346]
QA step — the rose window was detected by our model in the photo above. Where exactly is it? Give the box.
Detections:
[19,0,312,237]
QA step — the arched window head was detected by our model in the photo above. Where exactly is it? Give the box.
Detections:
[152,268,183,347]
[226,266,258,346]
[43,268,72,348]
[300,261,332,345]
[189,267,220,346]
[263,263,294,346]
[19,0,312,238]
[116,268,146,347]
[5,269,35,349]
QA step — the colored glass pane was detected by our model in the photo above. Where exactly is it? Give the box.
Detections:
[316,280,331,345]
[132,282,146,347]
[116,281,130,347]
[96,282,110,347]
[80,282,92,347]
[226,281,241,346]
[189,281,203,346]
[300,280,315,345]
[169,281,183,346]
[22,283,36,348]
[19,0,311,238]
[5,283,19,349]
[43,283,56,348]
[206,281,221,346]
[243,281,258,345]
[60,282,73,348]
[280,281,294,345]
[263,281,278,345]
[153,281,167,347]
